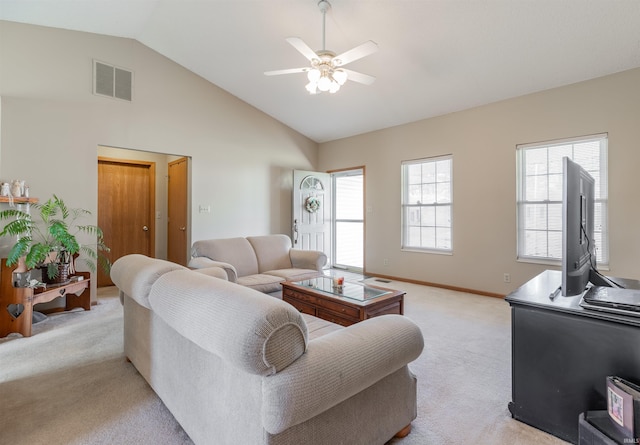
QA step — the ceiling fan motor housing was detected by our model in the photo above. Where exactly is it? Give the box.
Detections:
[318,0,331,14]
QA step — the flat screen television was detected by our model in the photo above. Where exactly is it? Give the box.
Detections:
[561,157,619,296]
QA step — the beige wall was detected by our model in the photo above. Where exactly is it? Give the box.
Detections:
[3,21,639,297]
[319,68,640,295]
[0,21,317,272]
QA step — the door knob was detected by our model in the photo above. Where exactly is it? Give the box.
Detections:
[180,227,186,231]
[142,226,149,231]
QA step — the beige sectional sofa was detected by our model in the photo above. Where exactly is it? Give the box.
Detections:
[189,234,326,294]
[111,254,424,445]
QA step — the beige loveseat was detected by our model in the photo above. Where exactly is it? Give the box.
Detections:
[111,254,424,445]
[189,234,326,294]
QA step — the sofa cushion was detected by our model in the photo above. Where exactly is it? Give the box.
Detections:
[247,235,293,273]
[302,314,343,340]
[264,268,322,282]
[111,254,186,309]
[149,270,308,376]
[192,237,259,277]
[237,273,284,293]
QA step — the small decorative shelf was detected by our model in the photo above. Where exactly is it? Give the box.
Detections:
[0,197,38,204]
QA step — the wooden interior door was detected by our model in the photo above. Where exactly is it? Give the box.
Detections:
[167,157,189,266]
[98,157,156,287]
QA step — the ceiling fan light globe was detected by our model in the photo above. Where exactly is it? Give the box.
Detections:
[333,69,348,85]
[329,81,340,94]
[317,76,331,91]
[307,68,321,82]
[305,82,318,94]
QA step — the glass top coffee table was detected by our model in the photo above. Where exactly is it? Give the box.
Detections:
[281,276,405,327]
[296,276,391,301]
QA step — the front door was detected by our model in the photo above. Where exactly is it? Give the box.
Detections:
[97,157,155,286]
[292,170,331,266]
[167,157,189,266]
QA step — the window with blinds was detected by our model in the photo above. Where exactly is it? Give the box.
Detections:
[401,155,453,253]
[516,134,608,266]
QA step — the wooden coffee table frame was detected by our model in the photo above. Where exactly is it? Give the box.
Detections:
[282,279,405,326]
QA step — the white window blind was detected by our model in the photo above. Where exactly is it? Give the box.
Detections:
[516,134,608,265]
[401,155,453,252]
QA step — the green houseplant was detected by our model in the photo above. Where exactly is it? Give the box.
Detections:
[0,195,110,284]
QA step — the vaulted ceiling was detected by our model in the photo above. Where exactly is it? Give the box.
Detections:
[2,0,640,143]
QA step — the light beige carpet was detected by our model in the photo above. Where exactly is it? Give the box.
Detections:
[0,282,568,445]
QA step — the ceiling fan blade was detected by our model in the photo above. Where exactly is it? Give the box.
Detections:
[286,37,319,62]
[333,40,378,66]
[264,67,308,76]
[343,69,376,85]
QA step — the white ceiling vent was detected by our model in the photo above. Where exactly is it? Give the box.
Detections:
[93,60,133,101]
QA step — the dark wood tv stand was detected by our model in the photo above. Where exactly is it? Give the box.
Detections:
[506,270,640,444]
[506,270,640,443]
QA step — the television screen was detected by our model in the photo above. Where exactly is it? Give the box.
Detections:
[562,157,595,296]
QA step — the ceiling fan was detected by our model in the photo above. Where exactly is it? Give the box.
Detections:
[264,0,378,94]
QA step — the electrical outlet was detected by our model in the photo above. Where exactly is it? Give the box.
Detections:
[383,258,389,266]
[504,273,511,283]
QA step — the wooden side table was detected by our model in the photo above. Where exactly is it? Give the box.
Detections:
[0,259,91,338]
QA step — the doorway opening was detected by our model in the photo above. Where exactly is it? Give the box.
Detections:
[97,146,191,286]
[331,168,364,272]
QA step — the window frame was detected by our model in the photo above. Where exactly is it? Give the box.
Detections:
[516,133,609,267]
[401,154,453,254]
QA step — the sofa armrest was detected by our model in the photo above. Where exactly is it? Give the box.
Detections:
[188,257,238,282]
[193,266,228,281]
[111,254,187,309]
[289,249,327,271]
[261,314,424,434]
[150,270,308,376]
